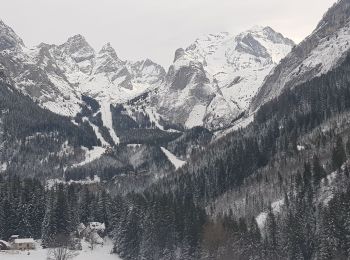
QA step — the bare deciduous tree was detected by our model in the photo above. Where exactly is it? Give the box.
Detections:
[86,230,100,250]
[46,234,79,260]
[47,246,78,260]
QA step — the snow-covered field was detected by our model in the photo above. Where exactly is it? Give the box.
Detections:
[0,238,121,260]
[161,147,186,170]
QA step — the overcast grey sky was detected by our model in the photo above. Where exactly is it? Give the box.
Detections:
[1,0,337,68]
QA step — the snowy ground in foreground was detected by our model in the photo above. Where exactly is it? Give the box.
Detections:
[0,238,121,260]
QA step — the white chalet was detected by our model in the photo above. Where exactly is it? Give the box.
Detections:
[13,238,35,250]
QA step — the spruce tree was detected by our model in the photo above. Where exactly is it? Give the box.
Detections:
[42,189,56,248]
[312,155,326,186]
[332,136,346,170]
[54,184,70,242]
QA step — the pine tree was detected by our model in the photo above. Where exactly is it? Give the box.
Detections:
[265,206,278,258]
[54,184,70,242]
[80,186,92,224]
[67,185,79,233]
[312,155,326,186]
[332,136,347,170]
[346,136,350,157]
[42,189,57,248]
[0,199,4,239]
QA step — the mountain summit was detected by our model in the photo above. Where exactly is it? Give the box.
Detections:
[152,26,294,130]
[0,19,24,51]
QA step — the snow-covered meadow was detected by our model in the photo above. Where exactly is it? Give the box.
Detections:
[0,238,121,260]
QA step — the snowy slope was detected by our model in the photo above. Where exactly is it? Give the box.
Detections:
[161,147,186,169]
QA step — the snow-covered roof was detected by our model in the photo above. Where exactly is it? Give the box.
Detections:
[89,222,105,231]
[14,238,35,244]
[77,223,86,232]
[0,240,11,247]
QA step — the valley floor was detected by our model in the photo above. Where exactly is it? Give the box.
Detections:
[0,238,121,260]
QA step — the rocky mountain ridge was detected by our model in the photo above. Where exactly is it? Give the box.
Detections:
[134,26,295,130]
[0,22,166,117]
[0,20,294,131]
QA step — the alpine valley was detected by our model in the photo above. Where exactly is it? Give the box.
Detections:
[2,0,350,259]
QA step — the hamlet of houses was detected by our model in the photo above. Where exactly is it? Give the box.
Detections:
[0,222,106,252]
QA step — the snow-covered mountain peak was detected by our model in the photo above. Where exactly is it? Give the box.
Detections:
[183,26,294,71]
[99,43,124,64]
[63,34,88,46]
[0,19,24,51]
[173,48,186,62]
[59,34,95,63]
[95,43,125,73]
[240,26,293,47]
[154,26,294,130]
[100,42,116,54]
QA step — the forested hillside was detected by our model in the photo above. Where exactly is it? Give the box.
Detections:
[109,52,350,259]
[0,82,99,178]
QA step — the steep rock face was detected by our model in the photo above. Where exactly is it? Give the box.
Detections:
[154,26,294,130]
[94,43,125,75]
[60,34,95,63]
[155,50,213,128]
[0,20,24,51]
[251,0,350,112]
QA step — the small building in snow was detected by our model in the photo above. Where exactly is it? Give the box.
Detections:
[88,222,105,232]
[0,240,11,250]
[13,238,35,250]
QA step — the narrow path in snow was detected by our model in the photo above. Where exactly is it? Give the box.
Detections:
[83,117,109,147]
[100,101,120,145]
[161,147,186,170]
